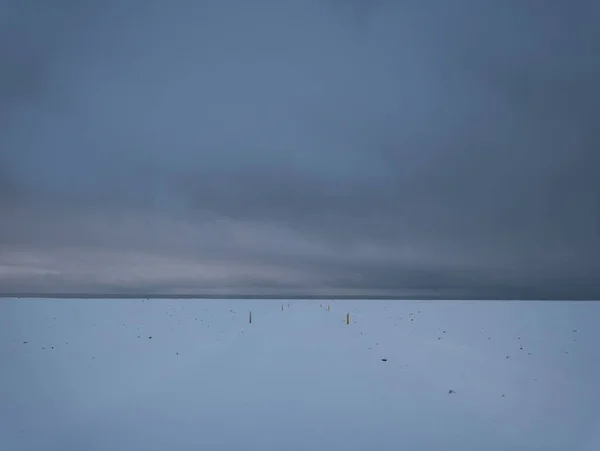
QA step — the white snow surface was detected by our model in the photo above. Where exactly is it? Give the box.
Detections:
[1,299,599,451]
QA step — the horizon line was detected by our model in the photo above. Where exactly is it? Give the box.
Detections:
[1,293,599,301]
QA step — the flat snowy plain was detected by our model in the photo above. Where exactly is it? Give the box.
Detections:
[1,299,599,451]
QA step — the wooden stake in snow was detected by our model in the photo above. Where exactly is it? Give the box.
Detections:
[249,310,252,324]
[327,305,331,312]
[346,313,350,325]
[281,304,284,311]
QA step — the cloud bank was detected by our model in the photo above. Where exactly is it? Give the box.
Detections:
[1,0,599,298]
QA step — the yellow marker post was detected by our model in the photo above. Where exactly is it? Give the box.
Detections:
[346,313,350,325]
[327,305,330,311]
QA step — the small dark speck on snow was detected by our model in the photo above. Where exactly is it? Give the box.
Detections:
[22,341,28,344]
[381,358,387,362]
[448,389,455,394]
[148,336,152,339]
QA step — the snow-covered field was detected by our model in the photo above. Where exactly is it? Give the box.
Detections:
[1,299,599,451]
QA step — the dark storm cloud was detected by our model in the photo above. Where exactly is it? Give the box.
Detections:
[1,0,599,298]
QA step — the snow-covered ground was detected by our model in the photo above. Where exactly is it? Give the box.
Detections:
[1,299,599,451]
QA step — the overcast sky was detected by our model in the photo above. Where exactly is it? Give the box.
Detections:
[1,0,599,298]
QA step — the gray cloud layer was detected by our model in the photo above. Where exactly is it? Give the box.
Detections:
[1,0,599,298]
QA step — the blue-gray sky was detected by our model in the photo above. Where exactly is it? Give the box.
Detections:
[1,0,599,298]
